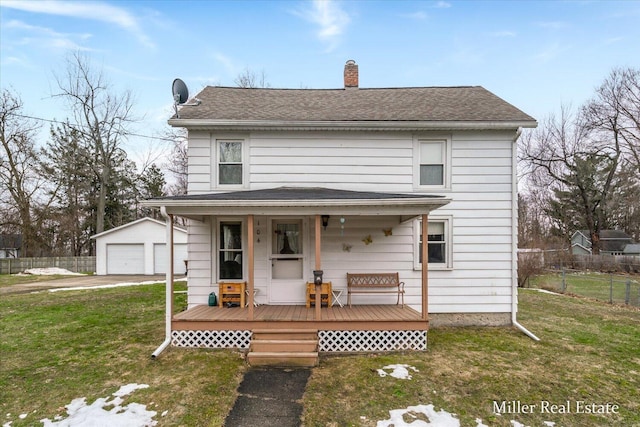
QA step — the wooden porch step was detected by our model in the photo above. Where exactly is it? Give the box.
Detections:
[252,329,318,341]
[246,351,319,367]
[248,329,319,367]
[251,339,318,353]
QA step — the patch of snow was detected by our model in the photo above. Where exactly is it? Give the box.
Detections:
[533,288,562,296]
[376,404,460,427]
[18,268,85,276]
[39,384,158,427]
[375,364,557,427]
[377,364,419,380]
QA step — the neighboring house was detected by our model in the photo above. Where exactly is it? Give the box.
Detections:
[622,244,640,256]
[571,230,635,256]
[144,60,537,362]
[0,235,21,258]
[92,217,187,275]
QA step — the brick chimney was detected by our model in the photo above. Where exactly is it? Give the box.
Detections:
[344,59,358,89]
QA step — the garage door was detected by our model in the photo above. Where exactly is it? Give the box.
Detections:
[107,244,145,274]
[154,243,187,274]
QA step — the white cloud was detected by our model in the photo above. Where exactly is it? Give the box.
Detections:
[532,43,572,63]
[3,19,94,52]
[293,0,350,52]
[1,0,154,48]
[212,52,238,77]
[432,1,452,8]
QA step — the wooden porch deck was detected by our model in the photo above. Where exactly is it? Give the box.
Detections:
[172,304,428,331]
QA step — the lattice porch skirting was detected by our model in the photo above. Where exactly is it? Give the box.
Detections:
[172,330,252,349]
[319,330,427,352]
[171,329,427,352]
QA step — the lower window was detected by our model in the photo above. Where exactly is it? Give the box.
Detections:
[414,217,452,270]
[219,221,243,279]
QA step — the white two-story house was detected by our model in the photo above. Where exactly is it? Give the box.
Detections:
[146,60,537,364]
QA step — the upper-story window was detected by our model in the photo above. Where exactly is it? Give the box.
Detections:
[420,141,444,185]
[218,140,243,185]
[414,137,450,190]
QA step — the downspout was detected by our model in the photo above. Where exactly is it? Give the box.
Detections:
[511,128,540,341]
[152,206,174,358]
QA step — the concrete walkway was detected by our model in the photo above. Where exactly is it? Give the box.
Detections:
[0,274,172,296]
[224,368,311,427]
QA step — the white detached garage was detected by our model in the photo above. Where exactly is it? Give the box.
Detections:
[92,217,187,275]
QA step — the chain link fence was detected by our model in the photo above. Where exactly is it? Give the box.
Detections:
[530,268,640,307]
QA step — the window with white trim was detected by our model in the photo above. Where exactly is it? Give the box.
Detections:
[414,137,450,189]
[217,140,243,186]
[414,217,453,270]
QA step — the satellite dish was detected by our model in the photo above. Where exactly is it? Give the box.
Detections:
[171,78,201,118]
[172,78,189,104]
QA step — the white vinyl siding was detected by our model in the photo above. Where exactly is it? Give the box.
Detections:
[153,243,188,275]
[183,129,517,316]
[184,219,212,305]
[249,132,414,192]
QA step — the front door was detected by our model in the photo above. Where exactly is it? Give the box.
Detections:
[269,218,306,304]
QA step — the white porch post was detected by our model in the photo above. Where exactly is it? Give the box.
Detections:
[247,214,255,320]
[167,214,174,320]
[315,214,322,320]
[152,209,173,358]
[421,214,429,321]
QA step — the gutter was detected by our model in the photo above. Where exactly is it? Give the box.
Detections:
[511,127,540,341]
[167,118,538,131]
[152,206,173,358]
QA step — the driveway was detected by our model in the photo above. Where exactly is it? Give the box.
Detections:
[0,275,171,296]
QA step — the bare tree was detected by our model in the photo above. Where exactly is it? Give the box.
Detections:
[519,106,620,254]
[0,89,54,256]
[52,52,137,235]
[234,67,271,88]
[163,127,188,196]
[583,67,640,173]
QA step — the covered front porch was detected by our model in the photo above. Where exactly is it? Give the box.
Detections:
[147,187,451,358]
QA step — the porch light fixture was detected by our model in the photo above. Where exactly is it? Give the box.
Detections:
[321,215,330,230]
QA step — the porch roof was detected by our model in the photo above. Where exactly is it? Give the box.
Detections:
[145,187,450,218]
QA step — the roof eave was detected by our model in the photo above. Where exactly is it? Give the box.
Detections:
[142,196,451,217]
[167,119,537,131]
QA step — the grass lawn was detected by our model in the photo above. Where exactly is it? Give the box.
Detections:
[0,281,246,426]
[0,274,70,288]
[1,281,639,426]
[529,271,640,306]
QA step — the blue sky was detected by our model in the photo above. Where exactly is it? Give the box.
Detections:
[1,0,639,162]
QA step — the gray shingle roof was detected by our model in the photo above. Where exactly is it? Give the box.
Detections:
[173,86,536,124]
[158,187,443,202]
